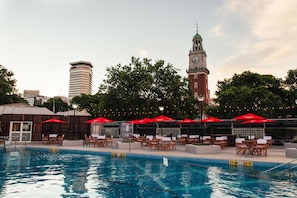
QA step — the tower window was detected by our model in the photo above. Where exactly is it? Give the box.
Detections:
[194,82,198,89]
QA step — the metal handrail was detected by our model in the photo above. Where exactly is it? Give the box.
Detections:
[0,136,25,153]
[262,158,297,173]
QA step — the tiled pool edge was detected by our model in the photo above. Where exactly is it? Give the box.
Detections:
[26,146,281,169]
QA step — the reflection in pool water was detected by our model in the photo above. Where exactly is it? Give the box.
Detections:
[0,149,296,197]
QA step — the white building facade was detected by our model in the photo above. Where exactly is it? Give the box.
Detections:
[69,61,93,99]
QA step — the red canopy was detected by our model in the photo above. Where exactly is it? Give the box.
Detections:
[179,118,196,124]
[242,119,274,124]
[127,119,142,124]
[153,115,175,122]
[85,117,114,124]
[42,118,67,124]
[232,113,265,121]
[138,117,155,124]
[201,116,223,123]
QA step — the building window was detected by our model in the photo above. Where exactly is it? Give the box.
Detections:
[194,82,198,89]
[194,92,198,99]
[194,74,198,79]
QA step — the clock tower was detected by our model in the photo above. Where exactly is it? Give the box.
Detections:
[187,26,210,104]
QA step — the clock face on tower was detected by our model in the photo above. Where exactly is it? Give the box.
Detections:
[191,55,199,64]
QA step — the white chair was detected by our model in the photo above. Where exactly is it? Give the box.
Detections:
[146,135,154,140]
[263,136,272,148]
[235,138,247,155]
[202,136,211,143]
[253,139,268,156]
[132,134,140,138]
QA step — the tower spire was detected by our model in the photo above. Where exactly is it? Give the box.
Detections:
[196,23,198,34]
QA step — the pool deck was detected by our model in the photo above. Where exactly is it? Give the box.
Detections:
[23,140,295,165]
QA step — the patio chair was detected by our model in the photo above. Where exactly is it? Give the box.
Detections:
[253,139,268,156]
[169,140,176,150]
[235,138,248,155]
[187,135,199,144]
[42,134,49,144]
[177,135,186,145]
[263,136,272,148]
[57,134,64,145]
[159,140,170,150]
[105,137,113,147]
[89,136,97,147]
[213,136,227,149]
[96,135,107,147]
[202,136,211,144]
[149,138,159,150]
[49,134,58,144]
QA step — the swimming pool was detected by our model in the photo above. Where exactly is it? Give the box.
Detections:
[0,148,296,197]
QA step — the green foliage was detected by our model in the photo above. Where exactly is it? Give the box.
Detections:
[75,57,198,120]
[39,97,71,112]
[71,94,103,116]
[206,70,297,118]
[0,65,25,104]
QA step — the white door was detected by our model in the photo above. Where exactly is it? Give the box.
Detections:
[9,121,32,142]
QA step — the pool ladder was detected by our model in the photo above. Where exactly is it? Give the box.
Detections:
[0,136,25,153]
[262,158,297,181]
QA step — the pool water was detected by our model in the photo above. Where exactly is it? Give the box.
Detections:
[0,149,296,197]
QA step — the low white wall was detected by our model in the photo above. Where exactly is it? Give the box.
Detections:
[185,144,221,154]
[284,142,297,149]
[62,140,84,147]
[116,142,141,150]
[286,148,297,158]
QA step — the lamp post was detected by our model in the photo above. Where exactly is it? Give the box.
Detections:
[158,106,164,135]
[197,95,205,135]
[72,104,78,140]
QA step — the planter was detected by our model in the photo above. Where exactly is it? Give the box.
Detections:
[116,141,141,150]
[286,148,297,158]
[62,140,84,147]
[185,144,221,154]
[284,142,297,149]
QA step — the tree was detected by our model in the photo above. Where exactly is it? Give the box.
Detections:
[283,69,297,117]
[0,64,25,104]
[40,97,71,112]
[71,94,102,117]
[207,71,285,118]
[94,57,197,120]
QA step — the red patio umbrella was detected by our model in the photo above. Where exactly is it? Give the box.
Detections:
[127,119,142,124]
[138,117,155,124]
[42,118,67,124]
[179,118,196,124]
[152,115,175,136]
[42,118,67,135]
[232,113,266,121]
[84,117,114,124]
[241,119,274,124]
[201,116,223,123]
[153,115,175,122]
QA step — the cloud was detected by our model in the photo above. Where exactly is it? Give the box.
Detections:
[210,25,226,37]
[215,0,297,81]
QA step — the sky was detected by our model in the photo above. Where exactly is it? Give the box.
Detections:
[1,0,297,99]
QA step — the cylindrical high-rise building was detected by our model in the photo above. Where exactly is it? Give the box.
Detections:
[69,61,93,99]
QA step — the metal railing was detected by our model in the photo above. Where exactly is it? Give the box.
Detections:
[0,136,25,153]
[262,158,297,181]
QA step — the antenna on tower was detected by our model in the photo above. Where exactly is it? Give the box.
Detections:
[196,23,198,33]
